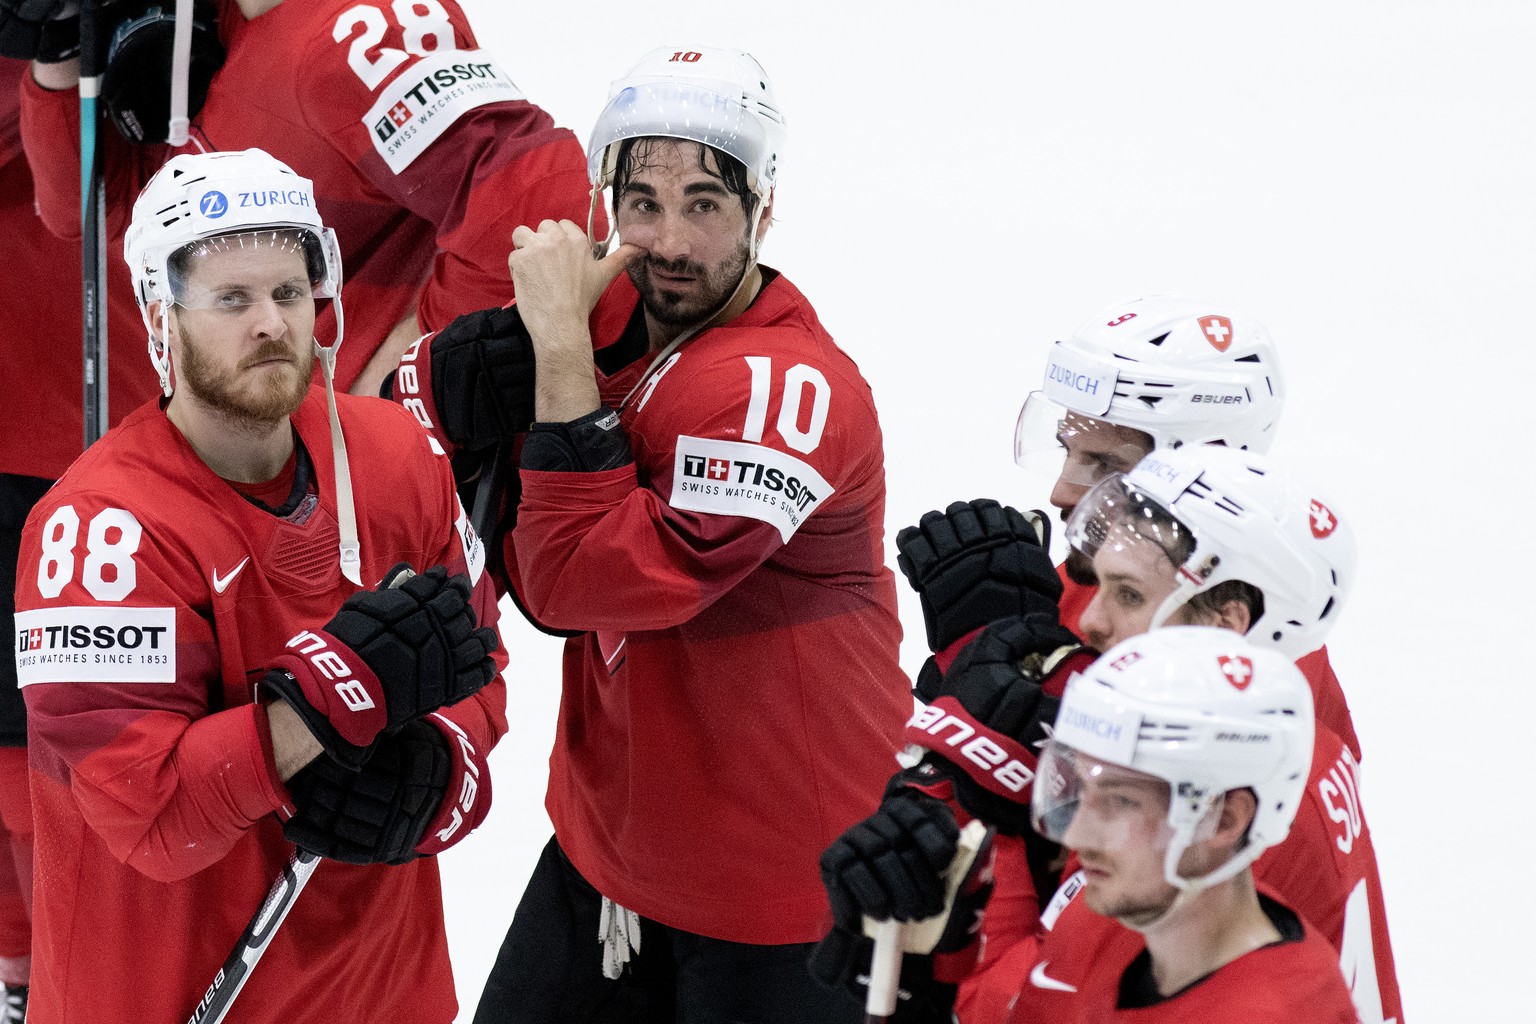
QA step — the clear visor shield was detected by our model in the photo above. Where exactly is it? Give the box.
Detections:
[1032,740,1223,877]
[1016,395,1154,491]
[589,80,772,194]
[165,227,342,350]
[1064,475,1193,566]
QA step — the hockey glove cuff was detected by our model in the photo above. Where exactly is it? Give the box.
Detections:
[896,499,1063,652]
[282,718,452,865]
[413,711,493,856]
[521,406,633,473]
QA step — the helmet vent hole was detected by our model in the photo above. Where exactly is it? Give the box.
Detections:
[1320,596,1335,620]
[1147,332,1170,347]
[1235,354,1261,363]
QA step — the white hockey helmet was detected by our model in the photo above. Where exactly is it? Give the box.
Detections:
[1015,296,1286,475]
[124,147,343,395]
[1065,445,1354,659]
[124,147,361,585]
[586,46,786,257]
[1032,625,1314,895]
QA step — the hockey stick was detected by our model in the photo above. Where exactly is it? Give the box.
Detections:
[183,848,319,1024]
[78,0,108,448]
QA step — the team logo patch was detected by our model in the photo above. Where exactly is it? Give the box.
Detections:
[1199,315,1233,352]
[199,190,228,218]
[1042,347,1116,417]
[15,606,176,685]
[669,435,833,542]
[1218,654,1254,691]
[363,49,525,173]
[1308,499,1338,539]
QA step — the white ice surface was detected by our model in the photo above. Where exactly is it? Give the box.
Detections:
[438,3,1536,1019]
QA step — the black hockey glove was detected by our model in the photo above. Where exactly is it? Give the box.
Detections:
[896,499,1063,653]
[429,305,537,452]
[262,564,499,769]
[100,0,224,144]
[906,614,1096,836]
[283,718,451,865]
[821,789,961,928]
[0,0,78,61]
[521,406,633,473]
[811,793,995,1020]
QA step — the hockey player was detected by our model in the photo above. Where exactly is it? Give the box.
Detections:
[12,149,505,1024]
[1011,627,1360,1023]
[820,447,1401,1024]
[416,46,910,1023]
[18,0,595,396]
[898,296,1360,756]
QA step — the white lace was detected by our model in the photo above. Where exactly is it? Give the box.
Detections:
[598,896,641,980]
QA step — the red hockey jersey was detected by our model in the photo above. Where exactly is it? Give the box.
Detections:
[1,57,158,479]
[996,887,1359,1024]
[14,390,507,1023]
[19,0,593,391]
[511,270,910,944]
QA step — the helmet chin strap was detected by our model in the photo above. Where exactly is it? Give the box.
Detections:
[313,277,362,586]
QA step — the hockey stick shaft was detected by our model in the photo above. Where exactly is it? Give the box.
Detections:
[183,849,319,1024]
[78,2,107,448]
[863,917,903,1022]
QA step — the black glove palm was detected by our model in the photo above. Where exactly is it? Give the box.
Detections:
[283,718,450,865]
[431,306,537,451]
[896,499,1063,652]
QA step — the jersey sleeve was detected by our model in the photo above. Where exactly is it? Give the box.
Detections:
[297,0,594,329]
[15,492,290,884]
[513,329,882,632]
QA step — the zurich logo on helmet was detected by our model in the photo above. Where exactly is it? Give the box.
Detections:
[199,191,229,219]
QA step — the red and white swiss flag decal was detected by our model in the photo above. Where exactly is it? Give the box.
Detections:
[1218,655,1254,691]
[1199,315,1233,352]
[1308,499,1337,538]
[707,458,731,481]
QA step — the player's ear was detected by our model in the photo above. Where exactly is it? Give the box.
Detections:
[754,189,775,244]
[1212,788,1258,849]
[1214,598,1252,635]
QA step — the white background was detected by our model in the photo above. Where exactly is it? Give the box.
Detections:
[439,2,1536,1020]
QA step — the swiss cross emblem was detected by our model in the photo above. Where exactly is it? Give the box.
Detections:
[388,101,412,127]
[1308,499,1337,539]
[27,628,41,650]
[1218,655,1254,691]
[1199,315,1233,352]
[707,458,731,481]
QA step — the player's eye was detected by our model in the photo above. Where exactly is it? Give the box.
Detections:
[274,284,308,305]
[216,291,251,309]
[692,198,718,214]
[1114,585,1144,608]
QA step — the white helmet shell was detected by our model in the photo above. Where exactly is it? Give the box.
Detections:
[1034,295,1285,453]
[1034,625,1314,893]
[588,46,786,202]
[1065,445,1355,659]
[124,148,342,395]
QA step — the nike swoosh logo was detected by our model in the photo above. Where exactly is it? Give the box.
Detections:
[1030,962,1077,993]
[212,557,250,594]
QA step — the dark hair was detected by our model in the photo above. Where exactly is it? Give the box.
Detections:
[611,136,756,218]
[1183,579,1266,626]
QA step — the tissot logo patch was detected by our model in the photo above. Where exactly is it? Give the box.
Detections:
[670,436,833,542]
[364,49,525,173]
[15,606,176,685]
